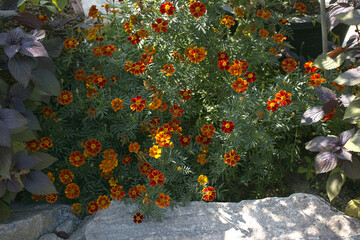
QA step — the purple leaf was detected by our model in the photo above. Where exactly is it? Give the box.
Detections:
[337,148,352,161]
[0,33,7,45]
[12,151,40,170]
[316,86,337,103]
[305,137,328,152]
[340,94,356,107]
[315,150,338,174]
[338,128,356,146]
[20,36,48,58]
[9,83,33,102]
[8,54,37,88]
[6,176,22,193]
[323,99,338,114]
[43,37,64,58]
[0,121,11,147]
[4,44,20,59]
[22,110,41,131]
[345,34,358,47]
[14,12,46,29]
[0,147,11,178]
[31,29,45,40]
[301,106,325,125]
[31,68,60,96]
[0,180,5,198]
[327,4,352,31]
[9,99,25,113]
[0,108,28,129]
[319,137,338,149]
[4,28,24,59]
[21,171,57,195]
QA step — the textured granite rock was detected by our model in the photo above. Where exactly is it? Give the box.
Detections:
[69,193,360,240]
[0,202,77,240]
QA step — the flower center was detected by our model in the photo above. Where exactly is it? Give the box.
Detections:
[91,143,96,149]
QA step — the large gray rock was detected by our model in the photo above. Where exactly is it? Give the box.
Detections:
[69,193,360,240]
[0,202,78,240]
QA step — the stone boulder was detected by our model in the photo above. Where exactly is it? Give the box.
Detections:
[69,193,360,240]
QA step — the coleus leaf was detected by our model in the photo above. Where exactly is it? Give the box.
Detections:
[29,152,57,170]
[12,150,40,170]
[301,106,325,125]
[14,12,46,29]
[338,128,355,146]
[8,54,37,88]
[30,68,60,96]
[315,150,338,174]
[0,108,28,129]
[323,99,338,115]
[334,67,360,86]
[20,35,48,58]
[9,83,33,102]
[0,121,11,147]
[6,176,23,193]
[316,86,337,103]
[20,171,57,195]
[42,37,64,58]
[0,147,11,178]
[335,9,360,26]
[22,110,41,131]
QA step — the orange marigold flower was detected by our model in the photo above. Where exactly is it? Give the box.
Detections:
[197,153,208,165]
[179,135,191,146]
[156,193,170,208]
[224,150,240,166]
[244,72,257,83]
[93,75,107,88]
[144,45,156,55]
[46,194,57,203]
[31,194,44,202]
[195,134,211,146]
[97,195,111,210]
[57,91,73,105]
[332,81,345,91]
[130,62,146,75]
[47,172,55,183]
[179,88,192,101]
[151,18,168,33]
[155,131,171,147]
[65,183,80,199]
[110,185,126,200]
[147,170,165,187]
[127,33,141,45]
[87,106,97,118]
[40,137,52,150]
[86,85,98,99]
[278,18,289,25]
[129,142,140,153]
[281,58,297,72]
[294,2,306,14]
[137,29,149,39]
[87,201,99,214]
[262,10,272,20]
[234,7,244,18]
[161,64,176,76]
[37,14,48,22]
[124,21,133,33]
[109,177,118,187]
[272,33,286,43]
[275,90,292,106]
[59,169,74,184]
[217,51,229,61]
[148,97,162,110]
[72,203,82,214]
[232,78,248,93]
[202,186,216,201]
[221,121,234,133]
[269,47,278,56]
[228,60,248,76]
[69,151,85,167]
[133,213,144,223]
[111,98,124,112]
[323,109,335,121]
[304,61,319,74]
[92,47,102,57]
[85,139,102,155]
[169,104,184,117]
[130,95,147,112]
[74,69,86,81]
[101,45,116,56]
[88,5,99,19]
[122,155,132,165]
[309,73,326,87]
[26,139,40,152]
[149,145,162,158]
[41,106,55,119]
[140,53,153,66]
[221,15,235,28]
[139,162,152,175]
[258,29,269,39]
[189,2,206,18]
[160,2,176,15]
[100,158,118,173]
[186,46,207,63]
[201,124,215,138]
[266,99,279,112]
[63,38,78,49]
[103,149,118,161]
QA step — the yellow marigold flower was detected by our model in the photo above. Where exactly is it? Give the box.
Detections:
[72,203,82,214]
[149,145,162,159]
[197,175,208,185]
[235,7,244,18]
[220,15,235,28]
[129,142,141,153]
[109,177,118,187]
[111,98,124,112]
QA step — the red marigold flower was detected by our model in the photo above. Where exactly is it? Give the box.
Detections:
[139,53,153,65]
[128,187,140,199]
[127,33,141,45]
[122,155,132,165]
[160,2,175,15]
[97,195,111,210]
[189,2,206,18]
[147,170,165,187]
[111,98,124,112]
[46,194,57,203]
[275,90,292,106]
[228,60,248,76]
[266,100,279,112]
[92,47,102,57]
[195,134,211,146]
[235,7,244,17]
[88,5,99,19]
[40,137,52,150]
[59,169,74,184]
[294,2,306,14]
[151,18,168,33]
[130,95,147,112]
[323,109,335,121]
[133,213,144,223]
[47,172,55,183]
[130,62,146,75]
[232,78,248,93]
[186,46,207,63]
[69,151,85,167]
[110,75,118,82]
[110,185,126,200]
[278,18,289,25]
[308,73,326,87]
[179,88,192,101]
[179,135,191,146]
[85,139,102,155]
[99,158,118,173]
[169,104,184,117]
[129,142,140,153]
[304,61,319,74]
[63,38,78,49]
[155,193,170,208]
[57,91,73,105]
[258,29,269,39]
[37,14,48,23]
[272,34,286,43]
[65,183,80,199]
[217,52,229,61]
[87,201,99,214]
[41,106,55,119]
[224,150,240,166]
[201,124,215,138]
[72,203,82,214]
[220,15,235,28]
[159,101,168,112]
[218,60,230,71]
[332,81,345,91]
[161,64,176,76]
[139,162,152,175]
[281,58,297,72]
[27,139,40,152]
[269,47,278,56]
[74,69,86,81]
[101,45,116,56]
[202,186,216,201]
[93,75,107,88]
[221,121,234,133]
[244,72,257,83]
[124,21,132,33]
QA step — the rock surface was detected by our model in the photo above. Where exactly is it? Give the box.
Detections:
[69,193,360,240]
